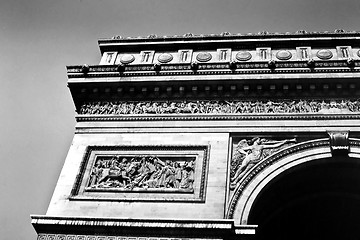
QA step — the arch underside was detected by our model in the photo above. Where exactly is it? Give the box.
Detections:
[228,139,360,239]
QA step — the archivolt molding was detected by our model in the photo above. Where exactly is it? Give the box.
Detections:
[226,138,360,223]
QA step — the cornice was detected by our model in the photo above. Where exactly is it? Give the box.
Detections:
[31,215,257,236]
[67,60,360,79]
[99,29,360,44]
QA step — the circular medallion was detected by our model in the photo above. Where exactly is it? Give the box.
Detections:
[236,51,252,61]
[276,50,292,60]
[357,50,360,58]
[157,53,173,63]
[316,49,333,60]
[196,52,212,62]
[120,54,135,64]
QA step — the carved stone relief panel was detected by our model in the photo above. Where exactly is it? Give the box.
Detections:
[37,234,218,240]
[79,99,360,115]
[70,145,209,202]
[87,155,195,191]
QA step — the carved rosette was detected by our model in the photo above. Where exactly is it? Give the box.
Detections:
[120,54,135,64]
[316,49,333,60]
[236,51,252,61]
[157,53,173,63]
[196,52,212,62]
[276,50,292,60]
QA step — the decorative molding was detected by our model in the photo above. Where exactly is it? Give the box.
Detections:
[78,99,360,115]
[67,59,360,78]
[70,145,209,202]
[32,216,257,238]
[103,30,360,42]
[37,234,224,240]
[75,113,360,122]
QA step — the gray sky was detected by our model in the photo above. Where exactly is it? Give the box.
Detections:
[1,0,360,239]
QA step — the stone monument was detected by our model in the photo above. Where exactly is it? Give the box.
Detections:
[32,30,360,240]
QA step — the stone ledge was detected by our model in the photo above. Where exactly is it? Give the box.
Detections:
[31,215,257,237]
[75,113,360,122]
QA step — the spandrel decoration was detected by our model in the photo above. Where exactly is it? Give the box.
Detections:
[230,137,296,189]
[70,145,209,202]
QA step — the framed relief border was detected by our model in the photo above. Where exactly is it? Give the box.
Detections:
[70,145,210,202]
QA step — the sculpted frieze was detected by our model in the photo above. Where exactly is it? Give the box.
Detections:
[70,145,209,202]
[79,99,360,115]
[87,155,195,191]
[230,137,297,189]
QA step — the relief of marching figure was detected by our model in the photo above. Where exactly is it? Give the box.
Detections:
[87,155,195,191]
[230,137,296,189]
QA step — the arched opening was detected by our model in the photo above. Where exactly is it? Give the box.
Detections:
[248,156,360,240]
